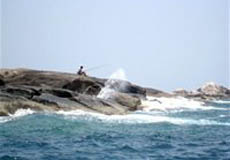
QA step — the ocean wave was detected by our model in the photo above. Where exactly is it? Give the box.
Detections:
[219,114,230,118]
[0,117,10,123]
[56,110,230,126]
[0,100,229,126]
[212,100,230,104]
[140,96,227,112]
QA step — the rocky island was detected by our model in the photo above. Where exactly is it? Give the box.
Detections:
[0,68,229,116]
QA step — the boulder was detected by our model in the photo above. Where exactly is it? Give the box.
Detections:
[0,96,61,116]
[70,94,128,115]
[123,83,146,96]
[63,77,103,95]
[107,92,141,111]
[102,79,146,97]
[197,82,230,97]
[0,111,8,116]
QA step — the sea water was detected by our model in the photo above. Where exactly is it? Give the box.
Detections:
[0,98,230,160]
[0,69,230,160]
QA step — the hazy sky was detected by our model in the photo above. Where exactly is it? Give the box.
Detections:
[0,0,229,91]
[0,1,2,67]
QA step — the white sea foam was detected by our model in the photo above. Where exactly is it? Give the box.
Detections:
[0,109,35,123]
[141,96,227,112]
[212,100,230,104]
[0,117,10,123]
[56,110,230,126]
[10,109,35,117]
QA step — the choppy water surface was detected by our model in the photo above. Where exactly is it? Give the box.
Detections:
[0,98,230,160]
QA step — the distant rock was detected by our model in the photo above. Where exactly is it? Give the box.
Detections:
[145,87,172,97]
[198,82,230,96]
[173,82,230,100]
[173,88,189,97]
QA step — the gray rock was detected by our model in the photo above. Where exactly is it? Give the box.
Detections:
[145,87,172,97]
[0,96,61,116]
[106,79,146,96]
[197,82,230,97]
[0,68,144,116]
[63,77,103,95]
[108,92,141,111]
[172,82,230,100]
[43,88,75,98]
[0,86,40,99]
[1,68,230,116]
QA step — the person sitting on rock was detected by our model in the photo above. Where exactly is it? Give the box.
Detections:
[77,66,87,76]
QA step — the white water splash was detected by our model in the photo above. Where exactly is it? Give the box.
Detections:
[109,68,127,80]
[10,109,35,117]
[0,109,35,123]
[141,96,227,112]
[97,68,127,99]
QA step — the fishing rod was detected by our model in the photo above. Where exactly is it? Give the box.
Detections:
[84,64,110,72]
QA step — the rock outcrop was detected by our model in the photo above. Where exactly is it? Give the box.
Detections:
[198,82,230,96]
[1,69,229,116]
[63,77,103,95]
[173,82,230,100]
[0,69,145,116]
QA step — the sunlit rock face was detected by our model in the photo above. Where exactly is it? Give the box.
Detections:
[198,82,230,96]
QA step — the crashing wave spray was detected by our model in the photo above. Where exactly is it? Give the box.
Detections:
[97,68,127,99]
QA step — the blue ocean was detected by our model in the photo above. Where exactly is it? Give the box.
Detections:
[0,98,230,160]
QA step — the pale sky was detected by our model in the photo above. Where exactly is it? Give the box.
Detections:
[0,0,229,91]
[0,1,2,68]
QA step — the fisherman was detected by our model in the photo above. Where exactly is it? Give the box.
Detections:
[77,66,87,76]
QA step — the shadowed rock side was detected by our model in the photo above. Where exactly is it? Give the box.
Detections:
[145,87,173,98]
[0,69,144,116]
[0,75,5,86]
